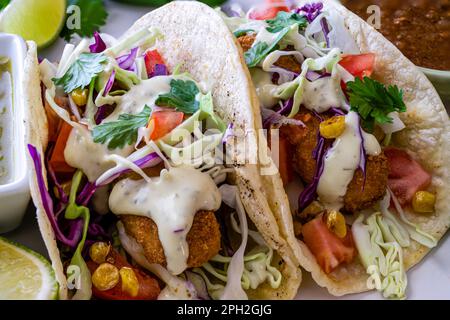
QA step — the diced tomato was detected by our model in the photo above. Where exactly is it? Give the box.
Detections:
[385,147,432,206]
[278,136,294,186]
[144,50,165,76]
[148,111,185,141]
[49,122,75,174]
[87,249,160,300]
[302,216,355,274]
[248,0,290,20]
[339,53,375,79]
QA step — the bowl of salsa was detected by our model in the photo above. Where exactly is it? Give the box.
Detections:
[340,0,450,105]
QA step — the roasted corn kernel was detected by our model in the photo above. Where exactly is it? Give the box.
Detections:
[71,88,88,106]
[120,267,139,297]
[92,263,119,291]
[326,210,347,238]
[319,116,346,139]
[89,242,111,264]
[412,191,436,213]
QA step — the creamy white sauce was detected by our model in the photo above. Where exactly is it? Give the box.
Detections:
[92,185,110,215]
[302,76,344,113]
[64,126,133,182]
[362,131,381,156]
[109,167,222,275]
[104,75,173,122]
[250,68,279,108]
[0,67,13,185]
[317,112,362,210]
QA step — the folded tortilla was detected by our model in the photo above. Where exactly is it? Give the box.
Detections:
[257,0,450,296]
[24,1,301,300]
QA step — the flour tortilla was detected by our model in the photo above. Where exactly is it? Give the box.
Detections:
[25,1,301,300]
[259,0,450,296]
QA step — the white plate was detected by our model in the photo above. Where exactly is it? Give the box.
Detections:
[5,0,450,300]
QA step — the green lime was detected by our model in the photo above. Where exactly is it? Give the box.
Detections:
[0,0,66,49]
[0,237,58,300]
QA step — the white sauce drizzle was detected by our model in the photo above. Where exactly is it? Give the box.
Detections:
[302,76,344,113]
[250,68,279,108]
[64,126,133,182]
[317,112,362,210]
[109,167,222,275]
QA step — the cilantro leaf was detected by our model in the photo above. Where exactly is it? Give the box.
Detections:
[0,0,10,10]
[60,0,108,41]
[266,11,308,33]
[347,77,407,132]
[155,79,200,114]
[53,53,107,93]
[244,27,290,67]
[92,105,152,150]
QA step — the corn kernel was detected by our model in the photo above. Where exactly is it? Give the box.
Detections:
[92,263,119,291]
[326,210,347,238]
[89,242,111,264]
[71,88,88,106]
[120,267,139,297]
[319,116,346,139]
[412,191,436,213]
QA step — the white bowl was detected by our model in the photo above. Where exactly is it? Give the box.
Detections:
[0,33,30,233]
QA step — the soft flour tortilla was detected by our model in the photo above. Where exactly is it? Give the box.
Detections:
[259,0,450,296]
[25,1,300,300]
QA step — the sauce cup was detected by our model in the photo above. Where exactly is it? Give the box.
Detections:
[0,33,30,233]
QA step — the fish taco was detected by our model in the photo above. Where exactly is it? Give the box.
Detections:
[220,0,450,298]
[24,1,301,300]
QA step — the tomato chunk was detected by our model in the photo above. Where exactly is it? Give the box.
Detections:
[302,216,355,274]
[248,0,290,20]
[149,111,185,141]
[144,50,165,76]
[385,147,431,206]
[87,249,160,300]
[339,53,375,79]
[49,122,75,174]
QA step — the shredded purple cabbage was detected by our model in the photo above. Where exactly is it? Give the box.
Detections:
[357,117,367,190]
[149,64,168,78]
[263,99,294,129]
[221,4,243,18]
[103,70,116,97]
[305,70,331,82]
[298,112,329,210]
[296,2,323,23]
[27,144,83,248]
[320,17,330,48]
[76,182,97,207]
[89,32,107,53]
[46,146,68,204]
[329,107,346,116]
[88,223,109,238]
[95,105,112,125]
[116,47,138,71]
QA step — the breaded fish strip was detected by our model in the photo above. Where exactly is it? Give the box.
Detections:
[281,111,389,213]
[121,211,221,268]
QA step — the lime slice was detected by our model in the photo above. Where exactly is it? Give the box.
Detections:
[0,237,58,300]
[0,0,66,49]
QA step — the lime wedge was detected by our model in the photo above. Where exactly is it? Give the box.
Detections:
[0,0,66,49]
[0,237,58,300]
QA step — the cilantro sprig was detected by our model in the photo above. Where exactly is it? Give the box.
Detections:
[0,0,10,10]
[155,79,200,114]
[53,53,107,93]
[347,77,407,132]
[245,12,307,68]
[266,11,307,33]
[92,106,152,150]
[60,0,108,41]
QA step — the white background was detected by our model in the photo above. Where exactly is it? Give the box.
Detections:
[5,0,450,300]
